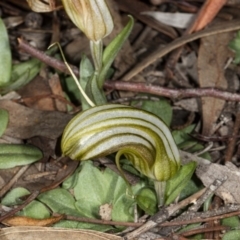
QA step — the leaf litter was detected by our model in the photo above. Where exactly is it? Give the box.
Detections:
[1,0,240,240]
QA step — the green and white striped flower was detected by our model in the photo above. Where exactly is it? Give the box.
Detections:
[61,104,180,182]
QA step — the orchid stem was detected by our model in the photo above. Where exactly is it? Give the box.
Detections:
[90,40,103,74]
[154,181,166,207]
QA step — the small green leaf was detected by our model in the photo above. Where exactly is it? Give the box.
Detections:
[86,72,107,105]
[62,165,81,190]
[136,188,157,215]
[222,216,240,228]
[0,18,11,87]
[178,223,202,239]
[0,109,9,137]
[63,76,82,103]
[1,187,30,206]
[172,124,196,145]
[165,161,197,205]
[223,230,240,240]
[0,59,41,94]
[0,144,43,169]
[229,31,240,64]
[10,59,40,82]
[138,98,172,127]
[38,188,79,217]
[74,161,143,222]
[79,55,94,110]
[20,200,50,219]
[179,179,201,200]
[98,16,134,87]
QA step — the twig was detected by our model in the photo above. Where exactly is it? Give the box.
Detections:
[0,191,39,222]
[105,81,240,102]
[18,39,240,102]
[165,0,227,79]
[225,102,240,162]
[111,95,160,103]
[160,177,226,236]
[65,215,141,228]
[17,38,79,77]
[123,188,206,240]
[181,225,229,237]
[161,205,240,227]
[0,165,30,198]
[59,204,240,229]
[189,178,227,212]
[123,19,240,80]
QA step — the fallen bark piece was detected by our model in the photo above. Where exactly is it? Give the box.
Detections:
[196,161,240,204]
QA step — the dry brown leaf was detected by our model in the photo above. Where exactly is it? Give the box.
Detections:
[191,0,228,32]
[48,74,67,112]
[196,161,240,204]
[26,0,58,12]
[2,215,63,227]
[18,75,55,111]
[198,30,234,135]
[0,100,72,139]
[0,226,122,240]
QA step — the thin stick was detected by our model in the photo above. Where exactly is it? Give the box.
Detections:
[189,178,226,212]
[123,19,240,80]
[160,177,227,236]
[17,38,79,75]
[18,39,240,102]
[48,42,95,107]
[0,191,39,222]
[225,102,240,162]
[0,165,29,197]
[123,188,206,240]
[105,81,240,102]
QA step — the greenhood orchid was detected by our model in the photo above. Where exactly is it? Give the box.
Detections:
[26,0,181,205]
[61,104,180,182]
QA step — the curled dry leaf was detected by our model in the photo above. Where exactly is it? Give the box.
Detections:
[26,0,58,12]
[2,215,63,227]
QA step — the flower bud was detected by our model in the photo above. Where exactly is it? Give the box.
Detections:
[62,0,114,42]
